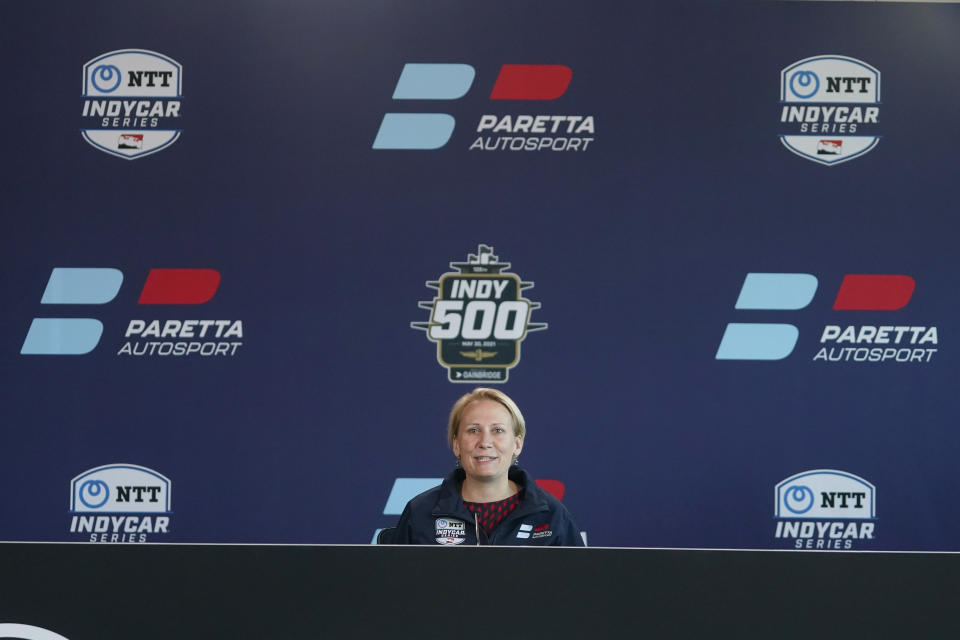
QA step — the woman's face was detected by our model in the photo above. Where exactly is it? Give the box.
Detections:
[453,399,523,483]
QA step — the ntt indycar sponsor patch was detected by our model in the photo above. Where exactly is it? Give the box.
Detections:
[774,470,876,550]
[435,518,467,545]
[779,55,880,165]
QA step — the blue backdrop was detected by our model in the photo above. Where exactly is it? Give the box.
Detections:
[2,0,958,549]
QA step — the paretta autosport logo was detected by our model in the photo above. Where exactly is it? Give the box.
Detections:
[20,267,243,357]
[774,469,876,550]
[779,55,881,165]
[82,49,183,159]
[373,63,595,152]
[411,245,547,382]
[715,273,938,363]
[69,464,172,543]
[517,522,553,541]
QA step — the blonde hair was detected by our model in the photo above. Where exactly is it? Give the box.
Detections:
[447,387,526,448]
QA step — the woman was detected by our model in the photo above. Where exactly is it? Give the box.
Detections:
[392,388,584,546]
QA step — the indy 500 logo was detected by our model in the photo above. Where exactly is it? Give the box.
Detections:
[412,245,546,383]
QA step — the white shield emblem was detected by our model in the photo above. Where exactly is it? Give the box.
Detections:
[81,49,182,159]
[779,55,880,166]
[435,517,467,545]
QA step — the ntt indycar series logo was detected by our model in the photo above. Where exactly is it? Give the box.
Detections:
[779,55,880,165]
[373,64,594,152]
[774,470,876,550]
[69,464,171,543]
[435,518,467,545]
[82,49,182,159]
[412,245,546,383]
[20,267,243,357]
[716,273,937,363]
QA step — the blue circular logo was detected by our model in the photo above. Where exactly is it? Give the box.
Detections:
[91,64,121,92]
[79,479,110,509]
[789,70,819,99]
[784,485,814,514]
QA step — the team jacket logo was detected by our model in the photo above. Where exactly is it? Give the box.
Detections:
[412,245,546,383]
[774,469,876,550]
[517,523,553,540]
[82,49,183,159]
[779,55,880,165]
[435,518,467,545]
[69,464,171,543]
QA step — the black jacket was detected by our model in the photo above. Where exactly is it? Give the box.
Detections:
[392,467,585,546]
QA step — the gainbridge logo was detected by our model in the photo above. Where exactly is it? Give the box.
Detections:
[372,63,595,152]
[716,273,937,363]
[21,267,243,357]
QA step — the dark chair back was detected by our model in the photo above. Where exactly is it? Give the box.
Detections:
[376,527,397,544]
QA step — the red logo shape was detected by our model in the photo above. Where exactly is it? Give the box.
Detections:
[138,269,221,305]
[534,479,566,501]
[833,274,915,311]
[490,65,572,100]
